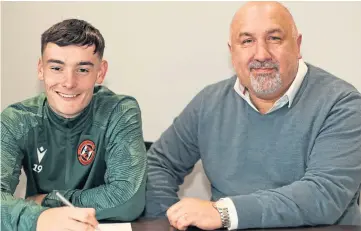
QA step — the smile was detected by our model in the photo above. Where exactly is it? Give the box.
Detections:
[252,68,276,73]
[56,92,79,98]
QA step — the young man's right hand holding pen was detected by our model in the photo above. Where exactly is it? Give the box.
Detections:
[36,192,100,231]
[37,206,99,231]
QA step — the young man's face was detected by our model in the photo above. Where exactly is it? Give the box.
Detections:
[38,43,107,118]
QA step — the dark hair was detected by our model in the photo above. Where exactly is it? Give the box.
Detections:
[41,19,105,58]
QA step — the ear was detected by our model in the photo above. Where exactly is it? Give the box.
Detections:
[297,34,303,59]
[96,60,108,84]
[228,41,232,52]
[37,58,44,81]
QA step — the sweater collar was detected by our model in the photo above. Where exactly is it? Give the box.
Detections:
[44,98,93,131]
[234,59,308,113]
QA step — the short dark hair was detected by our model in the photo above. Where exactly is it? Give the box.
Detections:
[41,19,105,58]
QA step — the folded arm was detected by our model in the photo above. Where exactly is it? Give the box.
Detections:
[1,120,49,231]
[145,91,203,217]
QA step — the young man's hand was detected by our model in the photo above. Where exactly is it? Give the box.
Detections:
[37,207,99,231]
[26,194,47,205]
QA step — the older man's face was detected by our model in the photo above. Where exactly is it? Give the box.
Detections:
[229,4,302,100]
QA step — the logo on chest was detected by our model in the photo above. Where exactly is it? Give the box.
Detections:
[33,146,47,173]
[77,140,96,166]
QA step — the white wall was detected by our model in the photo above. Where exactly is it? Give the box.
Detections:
[2,2,361,201]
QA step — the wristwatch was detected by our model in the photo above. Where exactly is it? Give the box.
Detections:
[213,198,231,229]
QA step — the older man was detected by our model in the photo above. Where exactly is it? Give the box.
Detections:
[145,1,361,230]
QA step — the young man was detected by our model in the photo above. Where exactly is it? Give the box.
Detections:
[1,19,147,231]
[145,2,361,230]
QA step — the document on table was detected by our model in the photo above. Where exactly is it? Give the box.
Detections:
[98,223,132,231]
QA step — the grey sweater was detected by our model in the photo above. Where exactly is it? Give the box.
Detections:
[145,63,361,228]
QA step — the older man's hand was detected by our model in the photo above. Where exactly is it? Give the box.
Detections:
[166,198,222,231]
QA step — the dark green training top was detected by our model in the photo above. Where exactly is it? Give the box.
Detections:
[1,86,147,231]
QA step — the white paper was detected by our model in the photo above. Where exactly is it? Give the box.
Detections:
[98,223,132,231]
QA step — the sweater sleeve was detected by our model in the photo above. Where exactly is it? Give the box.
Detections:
[144,90,203,218]
[1,115,48,231]
[42,98,147,221]
[229,91,361,229]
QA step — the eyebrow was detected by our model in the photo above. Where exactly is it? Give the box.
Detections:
[238,28,284,38]
[238,32,254,38]
[266,28,284,35]
[47,59,64,65]
[46,59,94,66]
[78,61,94,66]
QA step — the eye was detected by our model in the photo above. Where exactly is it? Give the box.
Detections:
[78,68,89,73]
[50,66,62,71]
[269,36,282,42]
[242,39,253,44]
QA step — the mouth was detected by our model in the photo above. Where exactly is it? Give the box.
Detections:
[56,91,80,99]
[251,68,276,73]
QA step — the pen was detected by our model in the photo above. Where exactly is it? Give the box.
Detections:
[55,191,73,207]
[55,191,101,231]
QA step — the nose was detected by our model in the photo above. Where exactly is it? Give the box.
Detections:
[62,70,77,89]
[254,42,272,62]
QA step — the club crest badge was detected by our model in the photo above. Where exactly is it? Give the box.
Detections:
[77,140,96,166]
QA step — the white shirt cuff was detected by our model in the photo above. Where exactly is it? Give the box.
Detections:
[222,197,238,230]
